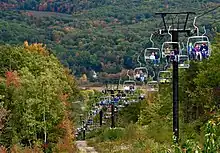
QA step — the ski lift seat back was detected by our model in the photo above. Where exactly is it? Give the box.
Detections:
[133,67,148,82]
[158,71,172,83]
[187,35,211,57]
[187,36,209,45]
[161,42,182,57]
[123,80,136,90]
[178,55,190,69]
[144,48,161,60]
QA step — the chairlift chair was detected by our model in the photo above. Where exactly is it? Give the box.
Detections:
[123,80,136,91]
[133,67,148,83]
[134,51,149,83]
[187,18,211,59]
[187,36,211,57]
[178,55,190,68]
[144,34,161,66]
[123,70,136,93]
[158,71,172,84]
[161,42,182,56]
[147,81,159,92]
[144,48,161,61]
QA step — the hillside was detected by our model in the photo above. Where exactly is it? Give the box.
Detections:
[0,1,220,152]
[0,0,219,81]
[77,34,220,152]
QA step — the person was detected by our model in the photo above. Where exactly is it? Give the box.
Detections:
[135,70,140,81]
[129,84,135,94]
[173,47,179,55]
[194,44,201,60]
[149,52,155,64]
[188,42,194,59]
[200,43,208,52]
[170,51,175,61]
[165,47,171,55]
[165,47,171,63]
[124,85,129,93]
[154,52,160,64]
[140,73,145,82]
[200,43,208,59]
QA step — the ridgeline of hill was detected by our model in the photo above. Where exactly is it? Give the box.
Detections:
[0,0,219,82]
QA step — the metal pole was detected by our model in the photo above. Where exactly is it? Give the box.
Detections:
[99,110,103,127]
[79,115,82,125]
[111,103,115,128]
[172,31,179,143]
[82,120,85,140]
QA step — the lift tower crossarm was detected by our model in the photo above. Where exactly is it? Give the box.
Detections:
[155,12,195,34]
[155,12,195,144]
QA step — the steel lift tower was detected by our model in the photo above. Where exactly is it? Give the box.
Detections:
[155,12,195,143]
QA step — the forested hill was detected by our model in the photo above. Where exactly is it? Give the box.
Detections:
[0,0,220,81]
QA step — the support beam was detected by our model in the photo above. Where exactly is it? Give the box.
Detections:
[172,30,179,144]
[162,14,167,31]
[111,103,115,128]
[82,121,86,140]
[99,110,103,127]
[184,13,189,30]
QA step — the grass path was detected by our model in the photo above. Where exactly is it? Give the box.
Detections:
[76,141,98,153]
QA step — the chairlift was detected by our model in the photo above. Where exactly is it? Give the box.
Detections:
[123,70,136,92]
[187,37,211,59]
[187,18,211,59]
[133,53,148,83]
[144,48,161,62]
[178,55,190,68]
[133,67,148,82]
[158,71,172,84]
[123,80,136,91]
[144,34,160,65]
[161,42,182,56]
[147,81,159,92]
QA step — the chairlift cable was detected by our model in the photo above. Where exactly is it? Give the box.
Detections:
[196,5,220,19]
[188,5,220,22]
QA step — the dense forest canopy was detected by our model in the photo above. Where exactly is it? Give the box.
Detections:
[0,0,219,81]
[0,43,80,152]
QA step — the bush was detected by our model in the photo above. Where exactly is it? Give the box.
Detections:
[99,128,125,141]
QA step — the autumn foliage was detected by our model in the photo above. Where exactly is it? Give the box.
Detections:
[55,94,77,152]
[5,71,20,87]
[24,41,48,56]
[0,45,78,152]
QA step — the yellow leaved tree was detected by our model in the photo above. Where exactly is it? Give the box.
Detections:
[24,41,48,56]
